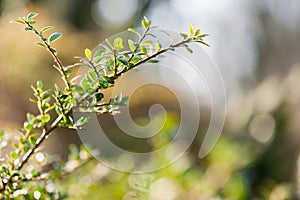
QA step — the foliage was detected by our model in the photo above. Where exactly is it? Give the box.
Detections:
[0,13,208,199]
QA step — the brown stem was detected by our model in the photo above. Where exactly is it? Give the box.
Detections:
[113,50,118,76]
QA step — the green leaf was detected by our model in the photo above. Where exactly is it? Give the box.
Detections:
[68,115,75,126]
[146,33,157,38]
[117,56,128,65]
[69,144,79,159]
[27,20,36,26]
[155,41,161,51]
[59,94,68,101]
[119,96,129,106]
[55,106,63,115]
[72,85,85,95]
[69,98,76,107]
[120,51,132,56]
[40,26,54,33]
[94,49,105,58]
[130,57,141,64]
[27,12,38,19]
[10,20,25,25]
[50,47,57,54]
[96,93,104,102]
[24,27,34,31]
[93,56,105,65]
[30,169,38,177]
[41,92,50,100]
[196,40,210,47]
[195,29,201,36]
[142,20,148,29]
[29,136,37,145]
[35,42,47,48]
[99,80,109,89]
[24,122,33,132]
[29,98,37,104]
[159,30,171,37]
[108,59,115,68]
[10,152,18,160]
[43,114,51,123]
[142,40,153,46]
[45,105,55,113]
[85,48,92,61]
[189,24,196,36]
[180,33,188,39]
[128,39,136,52]
[88,70,98,81]
[100,43,113,52]
[26,113,35,123]
[103,76,115,84]
[23,145,30,152]
[142,16,151,29]
[27,12,38,20]
[81,78,90,90]
[199,33,209,38]
[54,84,61,95]
[127,28,141,38]
[144,16,150,23]
[0,130,4,139]
[82,59,93,69]
[13,143,19,149]
[184,46,193,54]
[139,44,147,55]
[48,32,62,43]
[65,69,71,78]
[74,116,88,128]
[113,37,124,50]
[147,59,159,63]
[37,81,43,89]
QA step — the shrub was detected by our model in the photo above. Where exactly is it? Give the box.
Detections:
[0,12,207,199]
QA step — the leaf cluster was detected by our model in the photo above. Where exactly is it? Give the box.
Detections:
[0,13,209,199]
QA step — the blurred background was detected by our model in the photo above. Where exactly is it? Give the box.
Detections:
[1,0,300,199]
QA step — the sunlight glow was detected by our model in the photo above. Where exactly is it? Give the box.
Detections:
[92,0,139,28]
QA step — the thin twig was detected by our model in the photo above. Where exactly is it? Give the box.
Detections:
[24,21,72,90]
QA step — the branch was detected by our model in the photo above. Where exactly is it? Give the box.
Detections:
[23,21,72,91]
[5,13,209,198]
[15,116,60,170]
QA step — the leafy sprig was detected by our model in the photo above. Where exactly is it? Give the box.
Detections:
[0,13,209,199]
